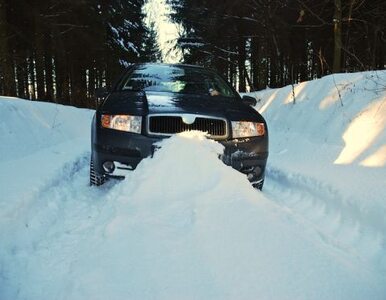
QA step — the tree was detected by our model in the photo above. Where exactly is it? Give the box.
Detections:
[0,0,16,96]
[169,0,386,90]
[141,22,162,62]
[333,0,342,72]
[0,0,157,107]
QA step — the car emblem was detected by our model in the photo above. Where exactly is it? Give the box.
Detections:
[182,114,196,125]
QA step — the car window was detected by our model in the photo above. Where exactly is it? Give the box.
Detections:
[121,65,237,98]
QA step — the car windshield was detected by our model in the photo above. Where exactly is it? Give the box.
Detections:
[121,64,237,98]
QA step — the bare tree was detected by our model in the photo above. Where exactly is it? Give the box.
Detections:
[333,0,342,72]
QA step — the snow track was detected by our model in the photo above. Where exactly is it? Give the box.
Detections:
[1,152,116,299]
[19,152,115,245]
[265,166,386,275]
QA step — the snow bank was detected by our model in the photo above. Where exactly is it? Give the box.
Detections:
[0,97,94,279]
[252,71,386,166]
[0,97,93,226]
[0,97,93,162]
[249,71,386,238]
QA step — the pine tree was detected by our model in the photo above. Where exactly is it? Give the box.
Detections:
[0,0,154,106]
[141,22,162,62]
[168,0,386,89]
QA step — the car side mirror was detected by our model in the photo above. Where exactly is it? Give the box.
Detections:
[242,95,257,106]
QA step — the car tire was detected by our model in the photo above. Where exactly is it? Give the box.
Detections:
[252,180,264,191]
[90,159,105,186]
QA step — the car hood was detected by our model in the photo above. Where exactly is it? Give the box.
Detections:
[101,91,263,122]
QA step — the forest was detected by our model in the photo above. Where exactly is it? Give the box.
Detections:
[0,0,160,107]
[0,0,385,107]
[169,0,386,92]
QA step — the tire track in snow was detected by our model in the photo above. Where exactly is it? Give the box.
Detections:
[8,152,115,253]
[264,166,386,275]
[24,152,114,232]
[1,152,119,299]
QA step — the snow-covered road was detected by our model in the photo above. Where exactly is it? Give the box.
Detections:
[266,166,386,276]
[1,71,386,299]
[2,137,385,300]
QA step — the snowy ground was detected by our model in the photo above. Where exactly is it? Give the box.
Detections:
[1,71,386,299]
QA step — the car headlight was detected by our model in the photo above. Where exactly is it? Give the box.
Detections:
[231,121,265,138]
[101,114,142,133]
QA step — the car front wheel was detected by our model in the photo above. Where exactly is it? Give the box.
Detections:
[252,179,264,191]
[90,159,105,186]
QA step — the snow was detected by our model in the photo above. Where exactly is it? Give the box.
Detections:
[178,42,205,48]
[1,71,386,299]
[249,71,386,233]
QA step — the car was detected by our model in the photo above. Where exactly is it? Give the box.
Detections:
[90,63,268,189]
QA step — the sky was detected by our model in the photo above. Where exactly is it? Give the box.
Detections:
[143,0,182,63]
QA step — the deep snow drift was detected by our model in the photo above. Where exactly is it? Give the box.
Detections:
[1,71,386,300]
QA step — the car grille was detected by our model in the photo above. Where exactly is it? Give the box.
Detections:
[148,114,228,139]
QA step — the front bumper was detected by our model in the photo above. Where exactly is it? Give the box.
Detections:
[221,138,268,185]
[92,128,268,183]
[92,129,161,176]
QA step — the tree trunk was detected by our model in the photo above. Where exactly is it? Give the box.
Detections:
[28,54,36,99]
[333,0,342,73]
[54,54,62,103]
[238,36,246,92]
[44,30,53,101]
[23,54,29,98]
[229,59,234,87]
[54,29,71,105]
[88,65,96,99]
[250,37,259,90]
[70,55,87,107]
[34,21,46,99]
[0,0,16,96]
[16,52,27,98]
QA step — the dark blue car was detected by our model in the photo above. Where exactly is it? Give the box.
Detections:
[91,63,268,189]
